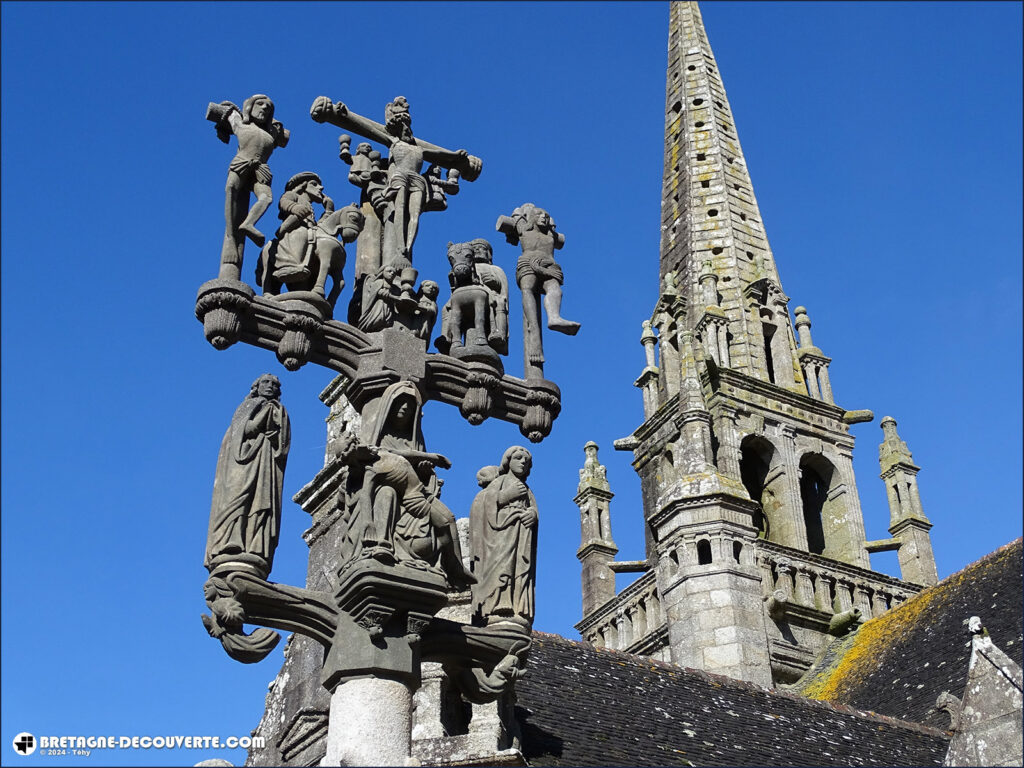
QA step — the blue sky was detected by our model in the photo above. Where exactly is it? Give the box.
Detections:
[2,2,1020,766]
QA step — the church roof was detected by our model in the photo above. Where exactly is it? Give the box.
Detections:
[789,538,1023,729]
[515,632,948,767]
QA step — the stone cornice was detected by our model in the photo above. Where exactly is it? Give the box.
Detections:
[577,541,619,561]
[574,486,614,505]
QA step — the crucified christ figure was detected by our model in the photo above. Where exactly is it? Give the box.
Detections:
[310,95,481,269]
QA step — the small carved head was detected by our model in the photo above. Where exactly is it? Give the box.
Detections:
[469,238,493,264]
[500,446,533,480]
[242,94,274,126]
[419,280,440,301]
[447,241,477,282]
[250,374,281,401]
[515,203,553,232]
[356,142,373,156]
[286,172,324,203]
[476,465,499,488]
[385,96,412,134]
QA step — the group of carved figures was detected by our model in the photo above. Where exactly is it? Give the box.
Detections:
[204,377,539,631]
[199,90,569,719]
[208,93,579,377]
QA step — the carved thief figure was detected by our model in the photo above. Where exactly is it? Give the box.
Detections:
[205,374,291,579]
[497,203,580,378]
[208,95,290,280]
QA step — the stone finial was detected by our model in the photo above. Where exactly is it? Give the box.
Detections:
[578,441,610,493]
[640,320,658,368]
[967,615,988,636]
[793,306,814,349]
[879,416,914,467]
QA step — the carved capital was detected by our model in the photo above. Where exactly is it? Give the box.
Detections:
[195,279,255,350]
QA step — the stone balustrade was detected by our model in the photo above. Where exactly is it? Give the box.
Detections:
[755,539,918,620]
[576,570,665,655]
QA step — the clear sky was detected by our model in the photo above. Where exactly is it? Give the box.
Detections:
[2,2,1020,766]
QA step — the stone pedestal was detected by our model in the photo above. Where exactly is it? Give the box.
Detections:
[323,677,413,767]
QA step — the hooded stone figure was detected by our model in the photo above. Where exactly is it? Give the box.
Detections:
[339,381,475,589]
[469,446,538,628]
[205,374,290,578]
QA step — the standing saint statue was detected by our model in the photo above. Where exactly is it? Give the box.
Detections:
[205,374,291,579]
[469,446,539,628]
[207,95,290,281]
[496,204,579,379]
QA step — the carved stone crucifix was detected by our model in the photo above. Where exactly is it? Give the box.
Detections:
[310,95,482,271]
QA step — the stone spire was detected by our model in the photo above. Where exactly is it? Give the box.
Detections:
[878,416,938,586]
[660,1,800,387]
[574,442,618,616]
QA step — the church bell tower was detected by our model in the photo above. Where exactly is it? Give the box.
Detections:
[574,1,937,687]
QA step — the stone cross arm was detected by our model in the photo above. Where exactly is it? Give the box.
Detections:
[310,96,481,181]
[196,282,562,441]
[202,571,337,663]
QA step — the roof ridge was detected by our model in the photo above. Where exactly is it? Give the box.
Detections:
[934,537,1022,586]
[529,631,950,739]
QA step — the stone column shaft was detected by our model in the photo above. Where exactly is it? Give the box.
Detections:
[717,323,731,367]
[833,581,854,613]
[818,366,834,403]
[324,678,412,767]
[814,573,834,614]
[833,451,871,568]
[777,428,810,550]
[795,569,815,606]
[804,363,821,399]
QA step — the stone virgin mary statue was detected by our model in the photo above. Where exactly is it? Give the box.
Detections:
[339,381,475,589]
[205,374,291,578]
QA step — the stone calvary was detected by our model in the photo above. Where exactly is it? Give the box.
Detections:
[195,92,581,765]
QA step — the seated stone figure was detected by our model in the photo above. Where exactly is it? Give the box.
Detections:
[337,381,475,589]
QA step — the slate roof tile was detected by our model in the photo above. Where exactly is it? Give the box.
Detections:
[516,632,948,766]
